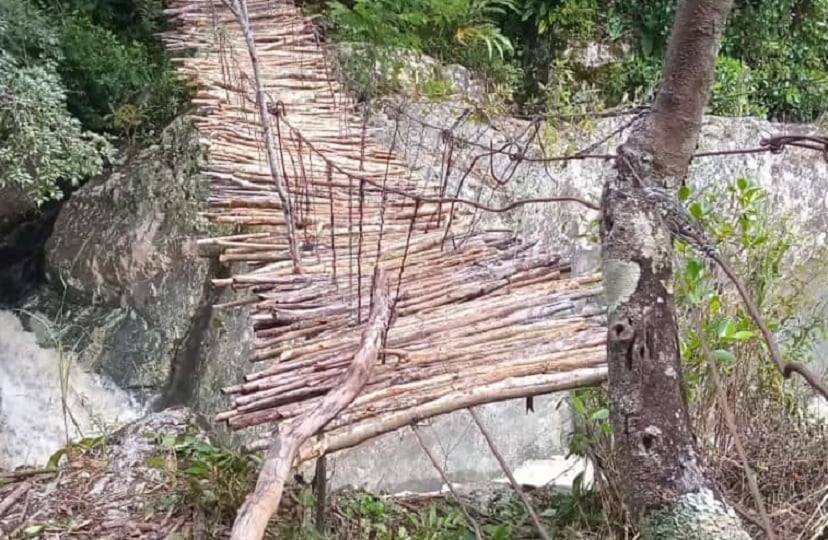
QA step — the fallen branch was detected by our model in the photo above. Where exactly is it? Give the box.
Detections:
[229,267,393,540]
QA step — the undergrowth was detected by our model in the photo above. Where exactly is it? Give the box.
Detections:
[567,177,828,539]
[307,0,828,122]
[129,429,607,538]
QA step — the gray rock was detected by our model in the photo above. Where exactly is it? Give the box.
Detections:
[0,188,35,234]
[23,117,227,407]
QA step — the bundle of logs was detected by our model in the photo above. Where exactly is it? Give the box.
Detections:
[161,0,608,537]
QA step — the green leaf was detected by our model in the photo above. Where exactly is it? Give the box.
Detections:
[23,524,45,537]
[736,177,748,190]
[689,201,704,219]
[717,318,736,338]
[184,463,210,476]
[714,349,737,363]
[146,455,166,469]
[591,408,609,421]
[731,330,755,341]
[571,394,587,415]
[708,294,721,314]
[685,259,702,281]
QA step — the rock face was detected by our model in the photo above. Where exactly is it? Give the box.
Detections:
[0,188,58,306]
[21,117,228,409]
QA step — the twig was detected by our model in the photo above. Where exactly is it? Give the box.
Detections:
[229,0,302,273]
[0,481,31,517]
[410,425,484,540]
[467,407,551,540]
[0,468,56,485]
[229,267,393,540]
[710,252,828,401]
[690,309,777,540]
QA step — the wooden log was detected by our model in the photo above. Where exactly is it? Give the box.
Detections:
[229,266,393,540]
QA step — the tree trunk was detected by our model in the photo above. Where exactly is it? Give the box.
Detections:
[600,0,750,537]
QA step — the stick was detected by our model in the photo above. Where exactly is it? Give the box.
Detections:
[229,267,393,540]
[410,425,484,540]
[710,252,828,401]
[468,407,551,540]
[0,481,31,517]
[229,0,302,273]
[312,451,327,533]
[690,310,776,540]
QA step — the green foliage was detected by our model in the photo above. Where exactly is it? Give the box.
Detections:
[591,0,828,120]
[144,429,261,528]
[0,0,189,203]
[280,486,606,539]
[0,51,114,203]
[0,0,62,64]
[56,13,155,134]
[45,0,190,139]
[315,0,521,99]
[709,56,767,117]
[318,0,828,120]
[674,178,826,411]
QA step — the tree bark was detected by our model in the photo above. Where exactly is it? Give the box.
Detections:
[600,0,750,537]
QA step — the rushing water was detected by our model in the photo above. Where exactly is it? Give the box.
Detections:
[0,310,141,469]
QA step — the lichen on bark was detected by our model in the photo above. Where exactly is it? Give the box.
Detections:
[641,488,751,540]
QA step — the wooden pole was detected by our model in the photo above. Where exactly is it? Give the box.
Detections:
[229,267,393,540]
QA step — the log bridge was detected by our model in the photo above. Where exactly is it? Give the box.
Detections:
[161,0,608,460]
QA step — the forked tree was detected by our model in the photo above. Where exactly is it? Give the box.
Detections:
[600,0,751,537]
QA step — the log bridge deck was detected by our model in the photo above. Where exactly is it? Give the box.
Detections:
[161,0,607,456]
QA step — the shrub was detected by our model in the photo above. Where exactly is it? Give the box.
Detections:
[0,51,115,203]
[317,0,521,99]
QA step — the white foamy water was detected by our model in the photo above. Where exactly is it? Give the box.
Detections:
[0,310,142,469]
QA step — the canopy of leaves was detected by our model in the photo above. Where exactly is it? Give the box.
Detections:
[0,0,188,204]
[311,0,828,121]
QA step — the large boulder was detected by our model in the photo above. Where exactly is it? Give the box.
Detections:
[20,117,241,411]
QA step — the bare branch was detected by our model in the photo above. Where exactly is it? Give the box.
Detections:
[710,252,828,401]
